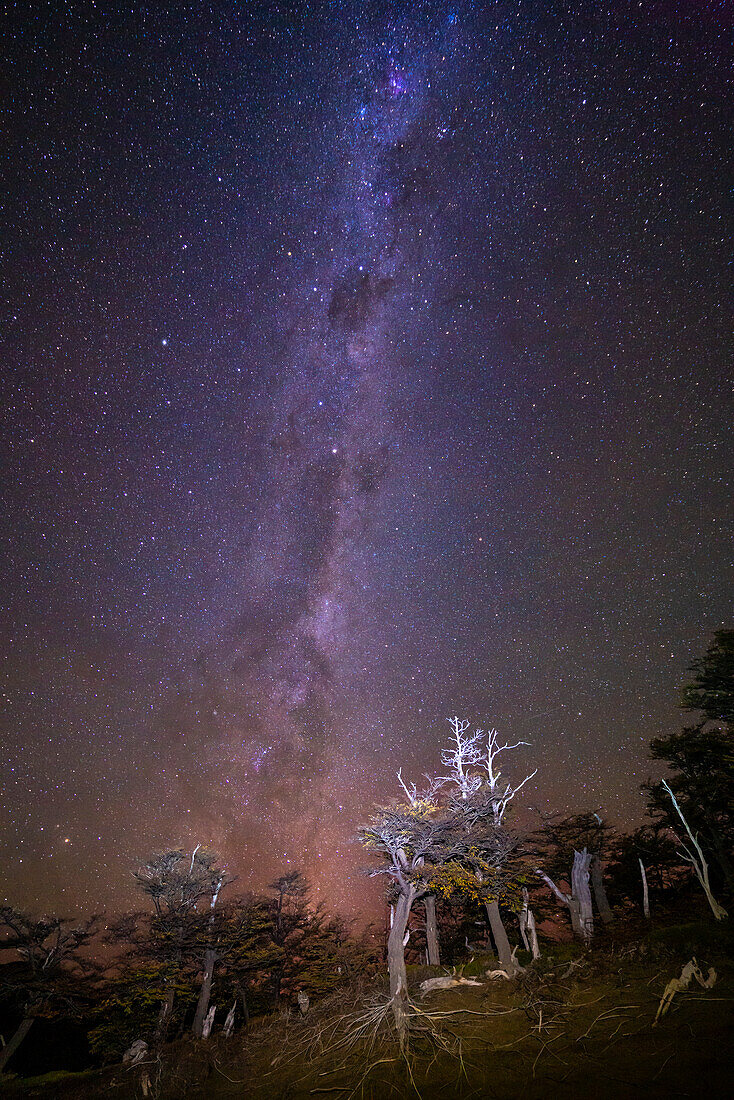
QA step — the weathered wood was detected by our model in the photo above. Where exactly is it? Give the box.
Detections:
[639,858,650,919]
[519,889,540,959]
[223,1001,236,1037]
[423,895,440,966]
[420,974,482,994]
[485,899,521,976]
[387,888,415,1039]
[572,848,594,942]
[662,779,728,921]
[201,1003,216,1039]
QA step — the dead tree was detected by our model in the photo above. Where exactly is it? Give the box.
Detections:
[191,858,234,1038]
[639,858,651,919]
[519,888,541,960]
[536,848,594,943]
[531,812,616,940]
[662,780,728,920]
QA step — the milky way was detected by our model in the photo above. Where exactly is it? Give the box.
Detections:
[1,1,730,914]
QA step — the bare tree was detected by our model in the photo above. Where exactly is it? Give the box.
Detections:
[191,857,234,1038]
[535,849,594,943]
[531,813,616,942]
[662,779,728,920]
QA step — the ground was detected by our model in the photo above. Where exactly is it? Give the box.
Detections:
[3,919,732,1098]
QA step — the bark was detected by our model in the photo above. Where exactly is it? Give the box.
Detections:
[571,848,594,942]
[239,986,250,1026]
[201,1004,216,1039]
[590,854,613,924]
[485,899,520,976]
[639,858,650,919]
[192,948,217,1039]
[387,888,415,1040]
[223,1001,236,1038]
[423,896,440,966]
[519,889,540,960]
[0,1015,35,1074]
[155,987,175,1045]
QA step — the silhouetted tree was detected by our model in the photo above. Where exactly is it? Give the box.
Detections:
[644,630,734,893]
[0,907,99,1074]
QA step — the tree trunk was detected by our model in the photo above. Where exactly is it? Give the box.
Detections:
[571,848,594,943]
[387,889,414,1040]
[526,905,540,960]
[423,896,440,965]
[519,889,541,960]
[155,987,175,1045]
[201,1004,216,1039]
[639,858,650,919]
[192,948,217,1038]
[485,899,520,976]
[223,1001,236,1038]
[239,986,250,1027]
[0,1016,34,1074]
[590,853,613,924]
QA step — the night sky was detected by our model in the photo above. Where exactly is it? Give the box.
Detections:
[1,1,731,917]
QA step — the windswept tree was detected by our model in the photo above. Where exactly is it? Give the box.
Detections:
[644,630,734,895]
[133,845,232,1042]
[0,907,99,1074]
[358,794,456,1036]
[430,717,536,975]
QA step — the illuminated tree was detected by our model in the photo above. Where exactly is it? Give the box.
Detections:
[133,845,232,1043]
[431,717,536,975]
[358,795,455,1037]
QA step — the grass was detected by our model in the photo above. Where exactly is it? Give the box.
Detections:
[5,921,732,1098]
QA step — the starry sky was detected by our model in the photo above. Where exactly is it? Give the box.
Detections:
[1,0,731,916]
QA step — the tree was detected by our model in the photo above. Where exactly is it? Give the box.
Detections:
[530,813,618,943]
[644,630,734,893]
[133,845,231,1043]
[646,725,734,891]
[608,822,687,916]
[431,717,535,975]
[0,907,99,1074]
[267,871,310,1008]
[679,629,734,727]
[358,795,455,1037]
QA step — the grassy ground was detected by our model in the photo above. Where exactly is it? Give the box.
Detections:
[4,920,732,1098]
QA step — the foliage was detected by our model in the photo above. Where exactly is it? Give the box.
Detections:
[643,631,734,891]
[679,628,734,727]
[87,964,196,1063]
